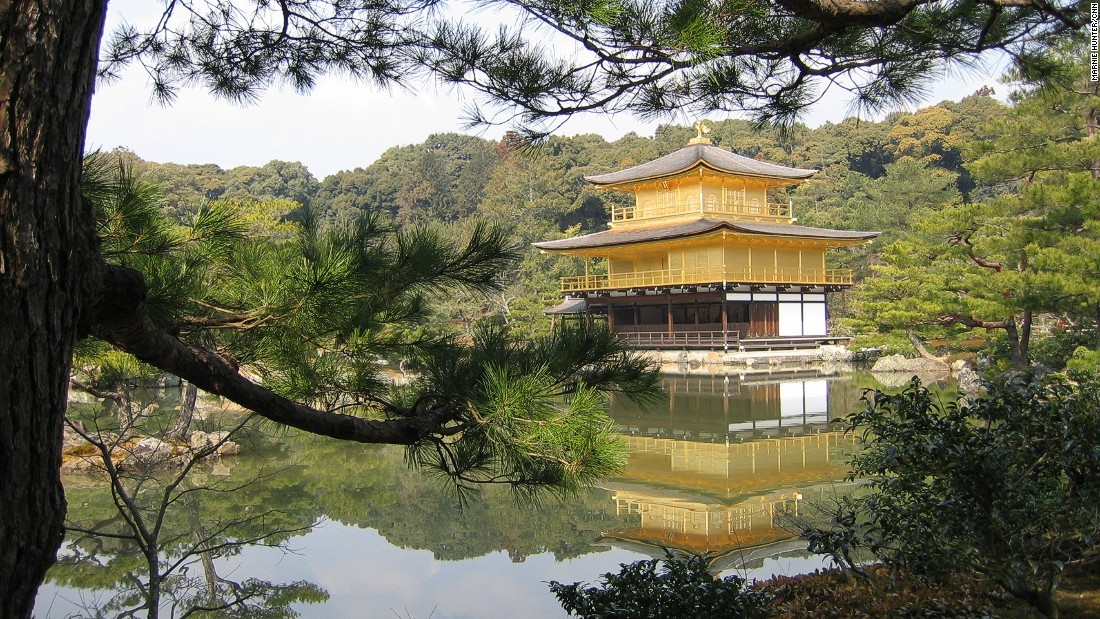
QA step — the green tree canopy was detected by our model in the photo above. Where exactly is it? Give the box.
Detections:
[845,36,1100,367]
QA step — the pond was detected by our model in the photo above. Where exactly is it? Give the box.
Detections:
[37,369,925,618]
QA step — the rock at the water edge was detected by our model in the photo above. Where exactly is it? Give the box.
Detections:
[952,361,984,395]
[129,437,175,464]
[190,430,240,456]
[872,354,949,373]
[871,355,952,387]
[820,345,856,362]
[189,430,209,450]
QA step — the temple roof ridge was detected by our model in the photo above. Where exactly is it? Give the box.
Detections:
[585,143,817,186]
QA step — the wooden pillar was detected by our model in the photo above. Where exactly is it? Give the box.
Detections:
[667,293,674,336]
[722,293,728,332]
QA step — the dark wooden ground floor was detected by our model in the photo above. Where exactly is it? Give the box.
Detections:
[554,289,842,349]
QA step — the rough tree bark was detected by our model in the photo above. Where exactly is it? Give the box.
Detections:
[0,2,109,617]
[906,329,947,362]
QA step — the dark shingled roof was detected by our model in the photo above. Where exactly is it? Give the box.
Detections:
[544,297,588,315]
[585,143,817,186]
[532,219,880,251]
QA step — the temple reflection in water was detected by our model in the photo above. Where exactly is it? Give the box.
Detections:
[602,370,873,568]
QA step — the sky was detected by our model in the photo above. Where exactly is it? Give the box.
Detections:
[86,2,1008,180]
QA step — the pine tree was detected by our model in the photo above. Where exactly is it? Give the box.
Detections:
[847,36,1100,368]
[0,1,1086,614]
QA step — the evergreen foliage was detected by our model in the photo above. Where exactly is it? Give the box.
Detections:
[425,0,1081,133]
[3,0,1092,615]
[119,94,1017,337]
[819,375,1100,618]
[845,36,1100,366]
[550,554,771,619]
[107,66,1100,367]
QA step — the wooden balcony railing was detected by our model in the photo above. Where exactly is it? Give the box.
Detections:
[620,330,740,349]
[611,199,791,223]
[560,266,853,292]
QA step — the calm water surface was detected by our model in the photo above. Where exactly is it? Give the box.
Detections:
[39,369,929,618]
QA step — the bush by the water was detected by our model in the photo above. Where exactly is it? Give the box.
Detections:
[549,553,771,619]
[803,373,1100,618]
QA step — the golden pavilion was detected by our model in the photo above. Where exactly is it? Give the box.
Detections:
[534,127,879,350]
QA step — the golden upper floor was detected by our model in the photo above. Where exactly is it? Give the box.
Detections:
[584,137,815,228]
[533,134,880,292]
[613,172,793,225]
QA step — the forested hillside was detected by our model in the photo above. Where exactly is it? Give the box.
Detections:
[114,71,1100,368]
[120,89,1005,236]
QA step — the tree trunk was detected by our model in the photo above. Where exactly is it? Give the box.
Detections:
[1086,105,1099,180]
[117,385,136,430]
[1002,318,1027,371]
[1095,301,1099,352]
[1018,310,1033,370]
[906,329,945,362]
[145,546,162,619]
[186,491,222,605]
[0,3,108,616]
[167,381,199,442]
[1016,586,1059,619]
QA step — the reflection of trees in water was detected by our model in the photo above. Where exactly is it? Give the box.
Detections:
[50,422,636,615]
[50,396,329,618]
[288,436,635,563]
[208,374,892,570]
[54,471,327,616]
[49,371,929,612]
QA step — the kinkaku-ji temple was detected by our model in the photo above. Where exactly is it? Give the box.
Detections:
[534,125,880,350]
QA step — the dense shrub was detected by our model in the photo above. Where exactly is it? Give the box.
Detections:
[549,553,771,619]
[822,374,1100,618]
[1028,325,1099,371]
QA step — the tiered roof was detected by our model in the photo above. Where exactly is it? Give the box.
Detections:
[585,142,816,187]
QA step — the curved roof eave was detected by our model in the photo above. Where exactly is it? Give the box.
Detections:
[531,219,881,252]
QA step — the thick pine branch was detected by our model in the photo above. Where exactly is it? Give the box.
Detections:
[427,0,1083,129]
[92,263,447,446]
